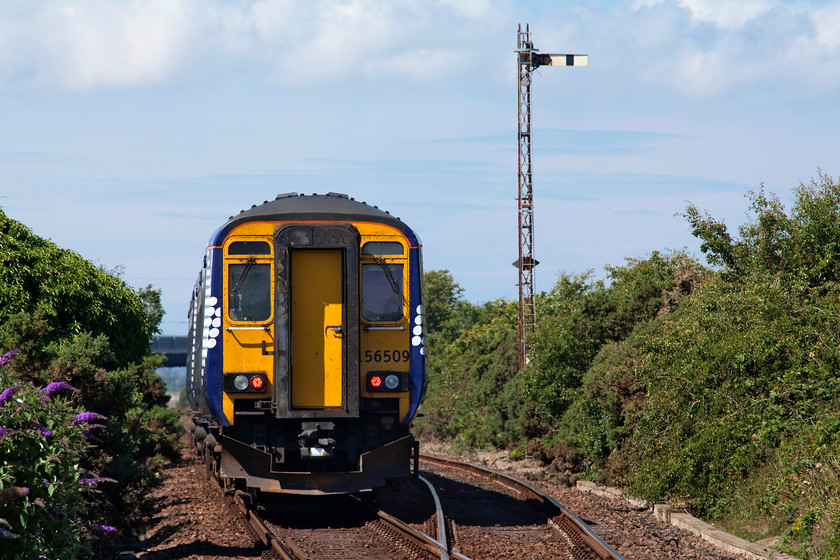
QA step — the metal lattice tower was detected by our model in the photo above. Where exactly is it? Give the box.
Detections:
[516,24,536,371]
[515,24,588,370]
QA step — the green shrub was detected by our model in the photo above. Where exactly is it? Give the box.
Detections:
[0,210,180,555]
[1,353,115,559]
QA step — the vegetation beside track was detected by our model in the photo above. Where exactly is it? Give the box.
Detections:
[0,210,181,559]
[415,173,840,559]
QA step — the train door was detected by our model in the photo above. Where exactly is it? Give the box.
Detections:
[290,249,343,408]
[273,224,360,419]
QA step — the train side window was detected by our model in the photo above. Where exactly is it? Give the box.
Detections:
[229,261,271,321]
[362,242,404,256]
[229,241,271,255]
[362,262,404,322]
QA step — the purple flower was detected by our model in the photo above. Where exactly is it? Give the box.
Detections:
[0,526,18,539]
[0,386,23,406]
[32,423,53,437]
[91,524,117,533]
[0,348,19,366]
[80,477,117,487]
[81,430,103,443]
[71,412,107,425]
[0,427,10,440]
[40,381,78,396]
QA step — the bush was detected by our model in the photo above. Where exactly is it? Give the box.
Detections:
[523,252,702,464]
[0,352,116,559]
[617,175,840,557]
[0,210,181,556]
[0,210,158,365]
[414,283,521,449]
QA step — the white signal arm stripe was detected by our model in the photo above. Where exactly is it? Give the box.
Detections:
[547,54,589,67]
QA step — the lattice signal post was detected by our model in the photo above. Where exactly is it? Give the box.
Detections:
[516,24,588,370]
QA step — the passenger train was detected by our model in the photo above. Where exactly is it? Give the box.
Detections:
[184,193,426,496]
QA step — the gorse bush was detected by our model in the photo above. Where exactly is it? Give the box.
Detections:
[624,175,840,557]
[414,272,521,450]
[523,252,702,470]
[417,174,840,557]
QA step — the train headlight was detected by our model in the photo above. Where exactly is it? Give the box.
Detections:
[384,374,400,390]
[233,375,249,391]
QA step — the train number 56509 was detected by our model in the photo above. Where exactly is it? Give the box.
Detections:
[364,349,410,363]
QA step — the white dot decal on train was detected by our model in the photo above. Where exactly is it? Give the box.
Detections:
[413,325,422,336]
[412,335,422,346]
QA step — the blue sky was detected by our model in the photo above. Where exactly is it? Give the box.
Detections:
[2,0,839,335]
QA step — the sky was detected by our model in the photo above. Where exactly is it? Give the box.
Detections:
[2,0,840,336]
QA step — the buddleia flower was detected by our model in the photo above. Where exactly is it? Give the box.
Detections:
[0,348,19,366]
[80,477,117,487]
[32,422,53,437]
[40,381,79,396]
[71,412,107,425]
[0,386,23,406]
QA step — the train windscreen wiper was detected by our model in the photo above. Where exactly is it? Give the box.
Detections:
[375,257,404,306]
[231,257,256,295]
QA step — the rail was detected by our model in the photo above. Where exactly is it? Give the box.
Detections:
[420,453,627,560]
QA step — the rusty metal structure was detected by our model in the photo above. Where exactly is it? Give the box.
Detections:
[516,24,536,371]
[515,24,588,370]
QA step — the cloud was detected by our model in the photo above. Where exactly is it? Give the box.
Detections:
[678,0,778,29]
[0,0,506,90]
[622,0,840,96]
[0,1,195,91]
[1,0,840,96]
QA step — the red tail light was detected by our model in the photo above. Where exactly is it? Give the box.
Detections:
[365,372,407,392]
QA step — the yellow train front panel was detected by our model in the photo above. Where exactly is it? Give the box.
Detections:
[217,220,413,425]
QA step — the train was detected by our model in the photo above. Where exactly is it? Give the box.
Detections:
[184,192,426,497]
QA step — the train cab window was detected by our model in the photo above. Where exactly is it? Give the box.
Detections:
[229,241,271,255]
[229,260,271,321]
[362,242,404,256]
[362,261,404,322]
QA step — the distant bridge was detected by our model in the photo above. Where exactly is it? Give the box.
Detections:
[150,336,188,367]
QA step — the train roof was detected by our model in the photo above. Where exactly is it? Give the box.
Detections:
[209,192,420,247]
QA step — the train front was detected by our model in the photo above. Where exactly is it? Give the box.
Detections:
[186,193,425,495]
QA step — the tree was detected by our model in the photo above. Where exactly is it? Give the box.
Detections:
[0,210,159,364]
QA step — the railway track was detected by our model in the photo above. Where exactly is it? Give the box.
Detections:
[419,453,626,560]
[211,451,625,560]
[227,476,448,560]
